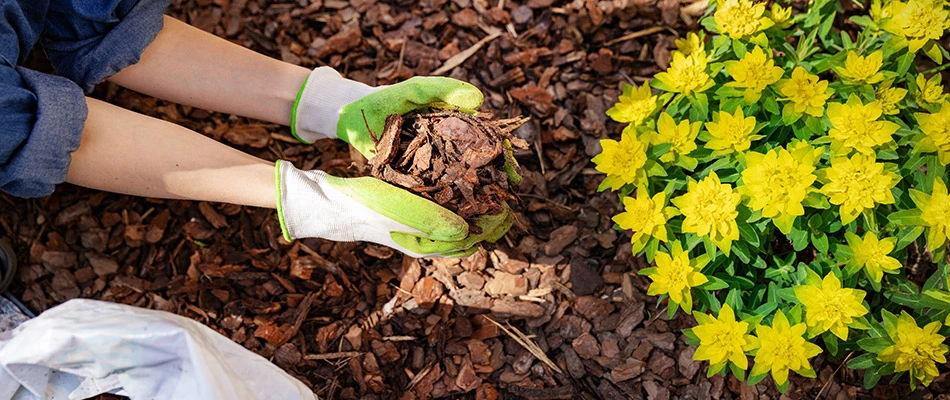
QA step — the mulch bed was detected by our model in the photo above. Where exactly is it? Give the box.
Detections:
[2,0,949,398]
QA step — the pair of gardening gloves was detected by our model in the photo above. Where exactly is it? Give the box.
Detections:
[277,67,513,257]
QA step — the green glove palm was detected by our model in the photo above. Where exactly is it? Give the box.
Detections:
[337,77,484,157]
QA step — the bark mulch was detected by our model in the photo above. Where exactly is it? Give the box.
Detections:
[2,0,949,399]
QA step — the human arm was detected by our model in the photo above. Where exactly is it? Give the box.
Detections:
[65,97,277,208]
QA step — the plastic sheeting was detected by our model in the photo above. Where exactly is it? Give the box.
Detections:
[0,299,317,400]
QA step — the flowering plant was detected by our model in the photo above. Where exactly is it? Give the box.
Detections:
[596,0,950,392]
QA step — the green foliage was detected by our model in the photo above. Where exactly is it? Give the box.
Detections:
[596,0,950,392]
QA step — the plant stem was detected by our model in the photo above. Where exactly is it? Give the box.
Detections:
[920,63,950,76]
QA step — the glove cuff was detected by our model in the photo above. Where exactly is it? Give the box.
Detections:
[276,160,352,242]
[291,67,378,144]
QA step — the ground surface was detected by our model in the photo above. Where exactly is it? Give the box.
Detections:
[2,0,950,399]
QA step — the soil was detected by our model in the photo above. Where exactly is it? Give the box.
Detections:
[2,0,949,399]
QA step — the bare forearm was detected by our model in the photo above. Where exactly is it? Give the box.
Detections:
[108,16,310,125]
[66,98,276,208]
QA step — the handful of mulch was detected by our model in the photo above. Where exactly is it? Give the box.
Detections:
[368,111,529,232]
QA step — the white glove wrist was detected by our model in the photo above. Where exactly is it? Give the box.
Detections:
[291,67,380,144]
[275,161,430,256]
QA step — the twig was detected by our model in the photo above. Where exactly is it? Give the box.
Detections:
[484,316,564,374]
[304,351,363,361]
[604,26,669,46]
[432,30,503,75]
[814,352,854,400]
[271,133,299,143]
[275,291,317,347]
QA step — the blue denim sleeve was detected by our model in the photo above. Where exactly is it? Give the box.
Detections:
[0,65,87,198]
[41,0,172,92]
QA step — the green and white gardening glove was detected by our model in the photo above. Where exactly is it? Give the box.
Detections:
[290,66,484,157]
[276,161,514,258]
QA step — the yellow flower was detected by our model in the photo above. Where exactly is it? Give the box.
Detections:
[674,32,705,57]
[881,0,950,52]
[650,112,701,163]
[845,232,902,283]
[672,172,742,255]
[780,67,832,118]
[915,100,950,165]
[836,51,885,84]
[910,177,950,251]
[614,187,670,253]
[916,74,947,106]
[876,85,908,115]
[769,3,793,27]
[692,304,757,371]
[740,142,821,234]
[826,96,900,155]
[655,52,712,95]
[749,310,822,387]
[646,241,708,312]
[794,272,868,340]
[705,108,763,154]
[714,0,774,40]
[606,82,657,126]
[593,127,648,191]
[878,312,949,388]
[724,46,784,103]
[819,154,899,225]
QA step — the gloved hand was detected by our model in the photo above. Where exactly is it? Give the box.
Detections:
[276,161,513,258]
[290,67,484,156]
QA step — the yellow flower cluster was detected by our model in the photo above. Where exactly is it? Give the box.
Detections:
[613,187,670,253]
[914,101,950,165]
[881,0,950,52]
[819,154,899,225]
[749,310,822,386]
[910,177,950,251]
[645,241,708,312]
[672,172,742,255]
[606,82,657,127]
[878,312,949,388]
[725,46,783,102]
[836,51,884,84]
[794,273,868,340]
[655,52,712,95]
[846,232,902,283]
[826,96,899,155]
[780,67,831,118]
[705,108,762,154]
[592,129,648,191]
[740,141,821,234]
[713,0,774,39]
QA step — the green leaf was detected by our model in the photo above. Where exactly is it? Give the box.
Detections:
[823,331,839,356]
[732,39,747,58]
[812,232,829,254]
[888,209,924,226]
[847,353,879,370]
[732,241,751,263]
[857,337,891,354]
[737,223,760,248]
[863,364,884,389]
[923,40,944,64]
[746,373,768,387]
[729,360,746,382]
[895,226,925,251]
[689,93,709,122]
[896,51,915,75]
[790,226,809,252]
[702,276,730,291]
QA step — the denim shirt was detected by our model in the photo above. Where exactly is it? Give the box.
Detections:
[0,0,170,198]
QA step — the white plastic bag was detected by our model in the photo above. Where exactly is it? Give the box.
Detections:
[0,299,317,400]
